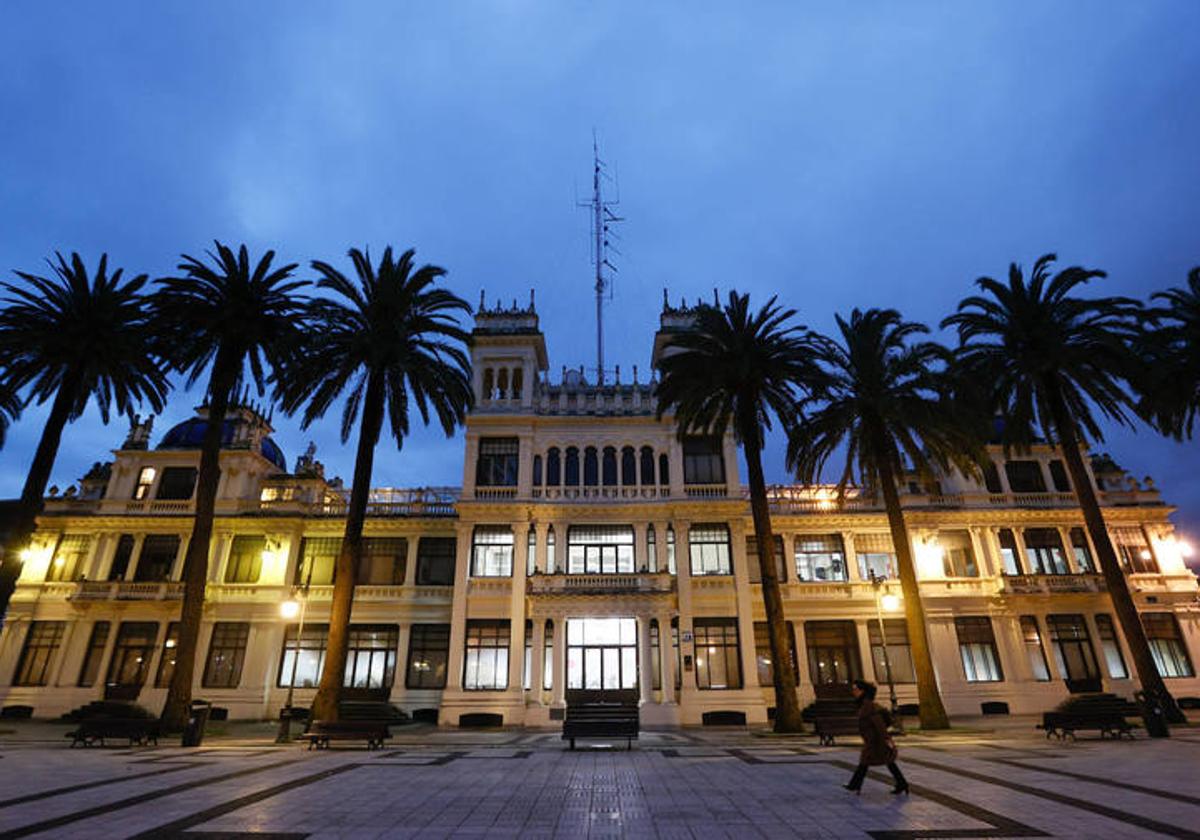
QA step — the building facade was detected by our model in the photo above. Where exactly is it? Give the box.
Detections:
[1,299,1197,726]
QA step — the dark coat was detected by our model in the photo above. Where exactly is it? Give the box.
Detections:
[857,700,897,766]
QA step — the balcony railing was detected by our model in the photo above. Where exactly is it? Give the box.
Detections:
[70,581,185,601]
[765,486,1163,514]
[683,484,728,499]
[1000,574,1106,595]
[532,487,670,501]
[528,572,674,596]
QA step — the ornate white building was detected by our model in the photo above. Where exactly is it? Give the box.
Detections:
[1,299,1196,726]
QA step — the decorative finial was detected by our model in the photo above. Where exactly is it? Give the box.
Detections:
[713,288,719,305]
[615,365,620,384]
[479,290,485,311]
[662,288,669,311]
[529,289,536,312]
[633,364,638,384]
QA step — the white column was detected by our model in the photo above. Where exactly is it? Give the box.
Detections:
[552,616,567,706]
[638,614,653,705]
[729,522,760,688]
[508,523,529,692]
[529,618,546,705]
[1057,526,1078,574]
[658,611,676,703]
[855,619,876,683]
[633,522,648,572]
[534,522,549,575]
[843,531,860,581]
[444,524,473,691]
[968,527,993,577]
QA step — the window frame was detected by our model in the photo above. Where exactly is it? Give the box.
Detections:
[470,526,514,577]
[954,616,1004,682]
[202,622,250,688]
[693,618,742,690]
[688,524,732,576]
[406,623,451,689]
[13,621,65,686]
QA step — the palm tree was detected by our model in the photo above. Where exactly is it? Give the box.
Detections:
[788,308,980,730]
[655,292,823,733]
[277,246,472,722]
[942,254,1183,731]
[0,377,21,449]
[153,242,307,730]
[1136,267,1200,439]
[0,252,168,619]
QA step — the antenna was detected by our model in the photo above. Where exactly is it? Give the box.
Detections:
[578,132,623,385]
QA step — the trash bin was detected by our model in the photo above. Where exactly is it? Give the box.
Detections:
[1135,689,1170,739]
[181,699,212,747]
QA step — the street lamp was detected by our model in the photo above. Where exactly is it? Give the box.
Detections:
[275,557,313,745]
[868,570,900,717]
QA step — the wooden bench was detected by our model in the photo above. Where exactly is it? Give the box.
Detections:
[803,695,859,746]
[812,715,860,746]
[1037,693,1137,740]
[299,719,391,750]
[67,718,160,747]
[562,689,639,750]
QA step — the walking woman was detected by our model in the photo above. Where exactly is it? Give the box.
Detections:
[843,679,909,795]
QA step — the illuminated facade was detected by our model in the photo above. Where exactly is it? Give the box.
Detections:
[1,299,1197,725]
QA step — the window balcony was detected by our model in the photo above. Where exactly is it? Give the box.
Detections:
[527,572,674,596]
[1000,574,1106,595]
[69,581,185,601]
[683,483,728,499]
[533,486,670,501]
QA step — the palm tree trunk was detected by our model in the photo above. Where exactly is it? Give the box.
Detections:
[743,436,805,732]
[161,350,239,731]
[0,369,83,623]
[874,446,951,730]
[1042,378,1182,729]
[310,371,385,722]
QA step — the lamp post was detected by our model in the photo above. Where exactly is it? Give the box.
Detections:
[275,557,312,745]
[868,570,900,717]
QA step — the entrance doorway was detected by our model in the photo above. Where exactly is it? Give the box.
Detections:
[566,618,638,695]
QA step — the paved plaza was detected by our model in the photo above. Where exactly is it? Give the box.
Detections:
[0,720,1198,839]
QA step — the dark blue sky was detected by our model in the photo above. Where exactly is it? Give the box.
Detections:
[1,3,1197,540]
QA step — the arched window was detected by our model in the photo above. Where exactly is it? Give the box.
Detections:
[527,527,537,576]
[667,525,676,575]
[647,524,657,573]
[565,447,580,486]
[659,454,670,486]
[497,368,509,400]
[482,368,494,400]
[584,447,599,486]
[621,447,636,485]
[543,618,554,690]
[602,447,618,486]
[546,448,561,486]
[532,455,543,486]
[512,368,523,400]
[650,618,661,690]
[547,526,556,573]
[640,446,655,486]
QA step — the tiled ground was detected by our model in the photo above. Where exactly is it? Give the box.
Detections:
[1,723,1199,838]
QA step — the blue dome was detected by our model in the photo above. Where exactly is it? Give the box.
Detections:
[157,418,288,471]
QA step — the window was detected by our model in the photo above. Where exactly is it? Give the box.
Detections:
[358,538,407,585]
[694,618,742,689]
[1142,613,1194,678]
[532,455,542,486]
[527,529,536,576]
[982,461,1003,493]
[754,621,799,686]
[46,534,90,582]
[671,617,681,689]
[464,620,510,690]
[155,622,180,687]
[134,535,179,582]
[476,437,518,486]
[106,622,159,694]
[937,530,978,577]
[544,619,555,690]
[546,527,556,574]
[567,526,635,574]
[108,534,135,580]
[646,525,657,573]
[13,621,65,686]
[868,619,916,683]
[1094,614,1129,679]
[224,535,265,583]
[955,617,1004,682]
[666,526,676,574]
[77,621,111,687]
[659,453,669,486]
[1069,528,1094,572]
[583,447,599,486]
[805,620,862,686]
[1046,614,1099,683]
[602,447,618,486]
[997,529,1022,575]
[746,535,786,583]
[406,624,450,688]
[416,537,456,585]
[203,622,250,688]
[855,534,896,580]
[278,624,328,687]
[523,619,532,690]
[1049,460,1072,492]
[1024,528,1069,575]
[1112,527,1157,574]
[689,524,732,575]
[296,537,340,585]
[1020,616,1052,681]
[640,446,655,485]
[565,447,580,486]
[133,466,156,500]
[546,448,561,486]
[566,618,637,690]
[649,619,660,690]
[345,625,398,692]
[156,467,198,500]
[471,527,513,576]
[1005,460,1046,492]
[621,447,636,485]
[795,534,847,581]
[682,436,725,484]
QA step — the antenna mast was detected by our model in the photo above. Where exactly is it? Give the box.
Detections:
[580,135,623,384]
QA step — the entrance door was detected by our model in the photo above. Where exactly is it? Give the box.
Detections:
[104,622,159,701]
[565,618,638,704]
[805,620,862,699]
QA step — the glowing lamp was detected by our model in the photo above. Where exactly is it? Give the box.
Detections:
[1139,548,1153,561]
[280,599,301,620]
[880,592,901,612]
[1179,540,1194,559]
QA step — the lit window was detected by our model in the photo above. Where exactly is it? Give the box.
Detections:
[1020,616,1051,681]
[1142,613,1193,678]
[464,620,510,690]
[795,534,847,581]
[133,467,156,500]
[693,618,742,689]
[689,524,731,575]
[407,624,449,688]
[955,617,1003,682]
[471,527,513,577]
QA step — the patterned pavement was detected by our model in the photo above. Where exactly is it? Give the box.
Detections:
[1,723,1199,838]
